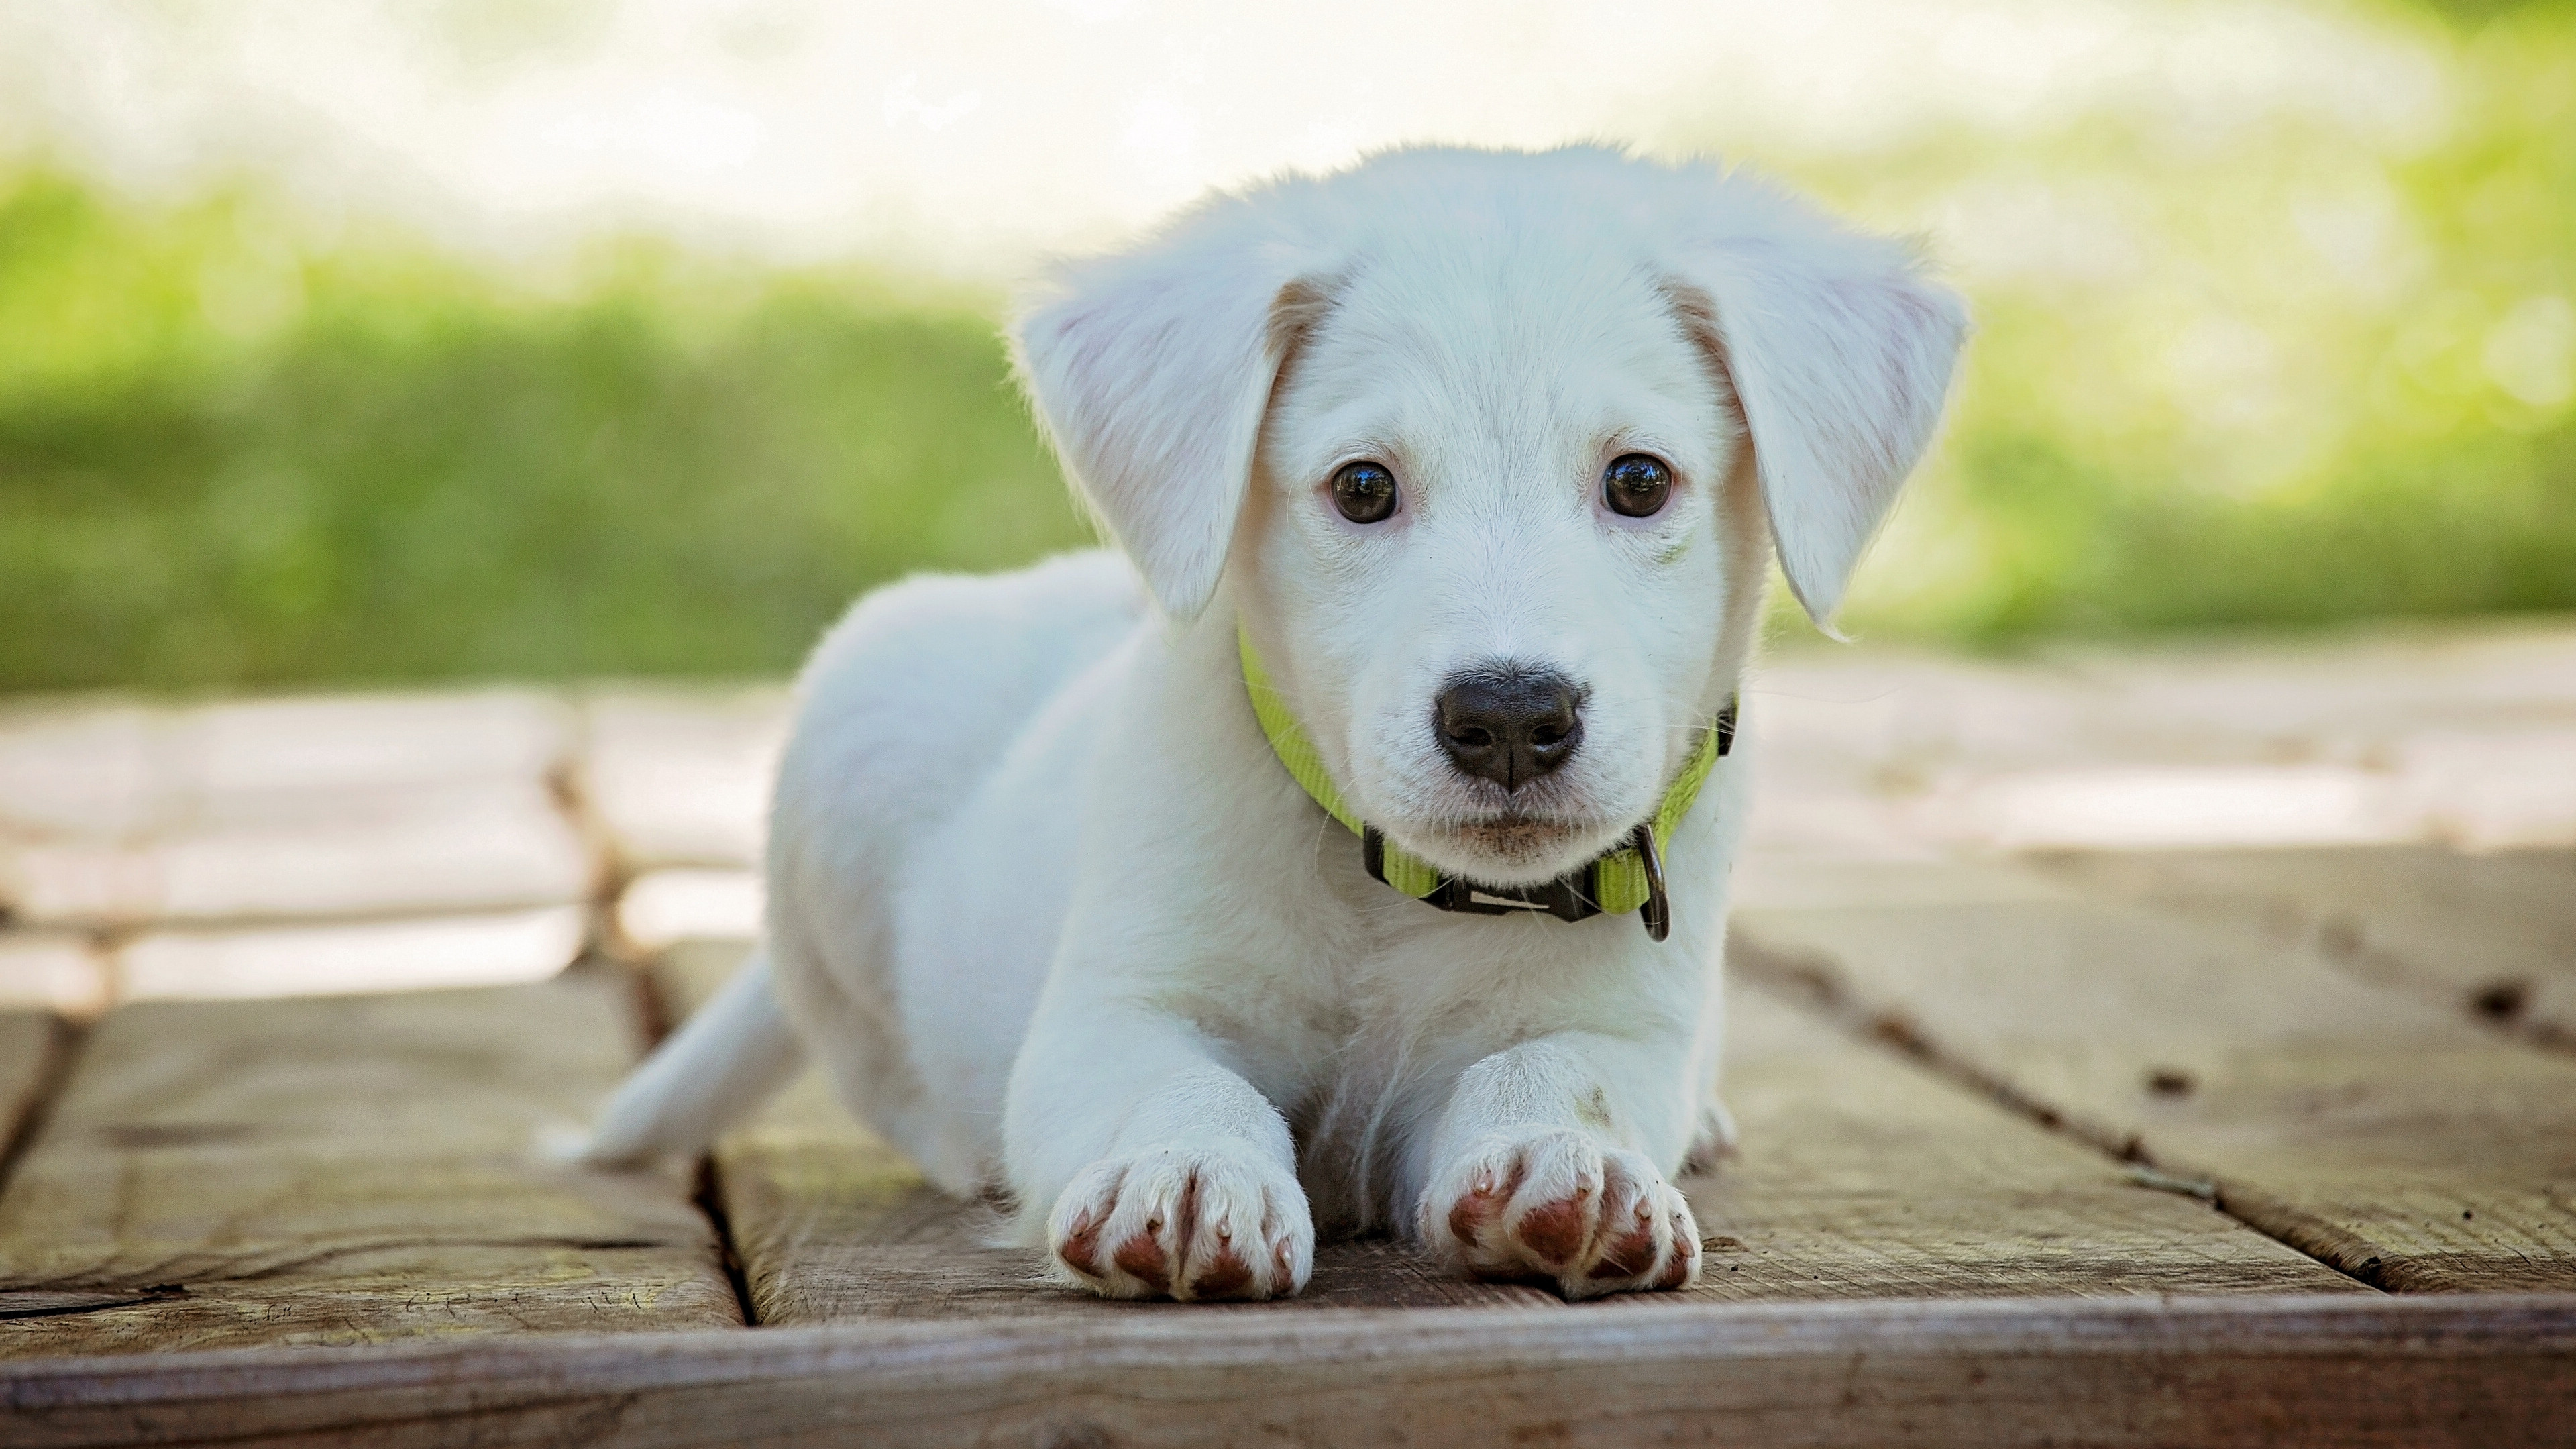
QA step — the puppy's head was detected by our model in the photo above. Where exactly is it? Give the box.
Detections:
[1014,147,1966,886]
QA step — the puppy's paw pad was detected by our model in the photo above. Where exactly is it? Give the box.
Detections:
[1046,1145,1313,1301]
[1587,1201,1662,1281]
[1424,1130,1699,1298]
[1514,1195,1592,1268]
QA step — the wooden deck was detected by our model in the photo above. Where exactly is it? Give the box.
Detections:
[3,625,2574,1445]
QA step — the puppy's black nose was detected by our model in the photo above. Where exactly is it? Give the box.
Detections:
[1434,667,1584,790]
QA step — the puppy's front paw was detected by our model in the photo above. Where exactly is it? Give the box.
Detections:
[1046,1144,1313,1301]
[1423,1129,1699,1299]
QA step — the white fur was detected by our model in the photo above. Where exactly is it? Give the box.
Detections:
[579,947,802,1165]
[583,145,1965,1301]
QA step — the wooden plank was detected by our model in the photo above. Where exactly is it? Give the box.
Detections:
[665,936,2357,1314]
[1686,984,2366,1301]
[0,690,590,938]
[2,784,593,932]
[5,1293,2572,1448]
[2031,845,2576,1046]
[0,973,740,1357]
[614,869,763,954]
[656,943,1557,1319]
[577,690,785,873]
[1,1012,62,1160]
[1744,627,2576,859]
[1735,865,2576,1293]
[114,906,586,1002]
[0,934,108,1017]
[722,1118,1554,1318]
[0,704,162,843]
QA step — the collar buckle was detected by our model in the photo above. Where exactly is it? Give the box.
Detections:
[1366,824,1670,936]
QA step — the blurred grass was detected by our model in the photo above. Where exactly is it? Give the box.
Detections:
[1811,0,2576,639]
[1,0,2571,693]
[0,176,1087,691]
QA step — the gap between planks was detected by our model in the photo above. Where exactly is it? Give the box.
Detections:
[618,953,763,1330]
[0,1014,82,1210]
[1730,938,2337,1280]
[1731,853,2576,1295]
[0,975,745,1356]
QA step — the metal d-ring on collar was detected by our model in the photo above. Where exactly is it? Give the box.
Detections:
[1242,627,1734,943]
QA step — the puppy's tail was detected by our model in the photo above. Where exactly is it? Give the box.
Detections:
[576,947,805,1167]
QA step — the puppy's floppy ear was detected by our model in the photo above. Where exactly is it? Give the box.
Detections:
[1011,199,1327,619]
[1666,182,1969,627]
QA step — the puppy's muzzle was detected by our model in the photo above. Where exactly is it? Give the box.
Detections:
[1434,666,1584,790]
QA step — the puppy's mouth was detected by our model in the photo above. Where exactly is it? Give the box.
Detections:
[1358,731,1652,883]
[1426,803,1620,879]
[1450,811,1582,854]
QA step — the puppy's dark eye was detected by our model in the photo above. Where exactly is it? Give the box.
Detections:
[1603,453,1672,518]
[1331,461,1399,524]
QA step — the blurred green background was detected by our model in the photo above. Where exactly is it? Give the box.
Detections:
[0,0,2569,694]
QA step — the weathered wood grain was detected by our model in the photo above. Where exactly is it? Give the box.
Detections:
[0,973,739,1356]
[1736,861,2576,1293]
[663,936,2357,1316]
[2031,845,2576,1046]
[1688,984,2365,1301]
[6,1293,2572,1448]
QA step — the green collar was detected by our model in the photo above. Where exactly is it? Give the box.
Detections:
[1239,628,1733,941]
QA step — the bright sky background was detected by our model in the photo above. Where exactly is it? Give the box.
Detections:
[0,0,2447,280]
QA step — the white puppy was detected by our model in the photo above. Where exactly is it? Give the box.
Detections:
[582,145,1966,1301]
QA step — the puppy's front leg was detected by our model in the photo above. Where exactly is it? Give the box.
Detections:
[1008,1003,1313,1301]
[1415,1033,1701,1298]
